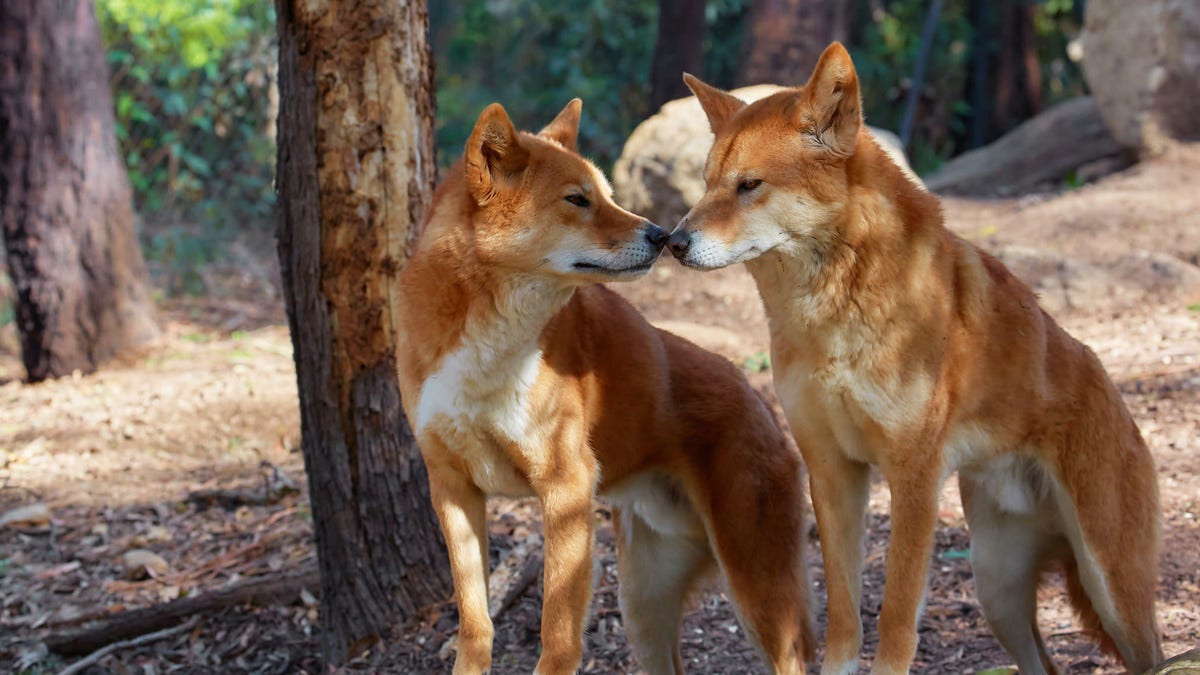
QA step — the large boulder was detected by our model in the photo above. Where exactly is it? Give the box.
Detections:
[612,85,912,229]
[1082,0,1200,154]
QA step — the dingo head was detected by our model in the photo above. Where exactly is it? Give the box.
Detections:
[667,42,861,270]
[463,100,667,282]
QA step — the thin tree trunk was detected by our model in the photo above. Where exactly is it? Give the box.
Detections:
[274,0,452,664]
[0,0,158,382]
[649,0,707,111]
[737,0,853,87]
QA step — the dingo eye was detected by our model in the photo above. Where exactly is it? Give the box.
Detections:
[565,194,590,208]
[738,179,763,193]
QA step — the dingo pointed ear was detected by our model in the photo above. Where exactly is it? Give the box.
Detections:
[539,98,582,151]
[800,42,861,158]
[683,73,745,134]
[465,103,530,204]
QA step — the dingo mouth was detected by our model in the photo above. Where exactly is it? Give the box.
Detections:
[572,260,656,275]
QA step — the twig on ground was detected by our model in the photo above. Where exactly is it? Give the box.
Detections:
[46,564,318,657]
[57,616,200,675]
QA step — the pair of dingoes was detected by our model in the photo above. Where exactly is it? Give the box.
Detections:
[394,44,1163,674]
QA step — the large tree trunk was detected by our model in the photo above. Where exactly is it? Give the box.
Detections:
[0,0,158,382]
[737,0,853,87]
[649,0,707,111]
[275,0,452,664]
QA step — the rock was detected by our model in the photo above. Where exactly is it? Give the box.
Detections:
[612,84,913,228]
[0,503,51,529]
[121,549,170,580]
[925,97,1127,196]
[992,245,1200,315]
[1082,0,1200,154]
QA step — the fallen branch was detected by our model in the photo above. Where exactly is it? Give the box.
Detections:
[490,552,542,621]
[186,486,282,508]
[57,616,200,675]
[46,564,318,657]
[186,461,299,509]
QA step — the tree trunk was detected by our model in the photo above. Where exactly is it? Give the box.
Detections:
[991,0,1042,138]
[737,0,853,87]
[274,0,452,665]
[649,0,707,112]
[961,0,1044,149]
[0,0,158,383]
[963,0,993,149]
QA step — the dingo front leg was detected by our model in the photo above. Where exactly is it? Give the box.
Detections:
[533,466,598,675]
[427,456,493,675]
[872,463,939,674]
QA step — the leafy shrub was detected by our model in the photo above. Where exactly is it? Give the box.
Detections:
[850,0,973,174]
[850,0,1087,174]
[97,0,276,230]
[432,0,750,171]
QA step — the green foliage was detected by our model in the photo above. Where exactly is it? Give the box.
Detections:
[850,0,973,175]
[702,0,753,90]
[1032,0,1087,103]
[435,0,658,169]
[97,0,276,286]
[101,0,255,68]
[91,0,1090,300]
[433,0,750,171]
[850,0,1087,174]
[143,225,219,296]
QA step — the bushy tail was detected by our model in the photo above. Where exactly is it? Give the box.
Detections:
[1060,553,1121,660]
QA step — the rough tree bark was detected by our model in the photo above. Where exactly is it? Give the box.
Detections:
[737,0,853,87]
[275,0,452,664]
[649,0,707,112]
[0,0,158,382]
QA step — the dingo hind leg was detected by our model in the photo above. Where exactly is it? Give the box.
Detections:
[612,498,714,675]
[960,471,1061,675]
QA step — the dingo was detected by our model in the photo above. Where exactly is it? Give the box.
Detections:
[669,43,1162,674]
[395,100,814,674]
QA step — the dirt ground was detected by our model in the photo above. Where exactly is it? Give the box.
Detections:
[2,147,1198,673]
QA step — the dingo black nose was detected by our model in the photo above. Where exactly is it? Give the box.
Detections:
[667,229,691,257]
[644,222,669,249]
